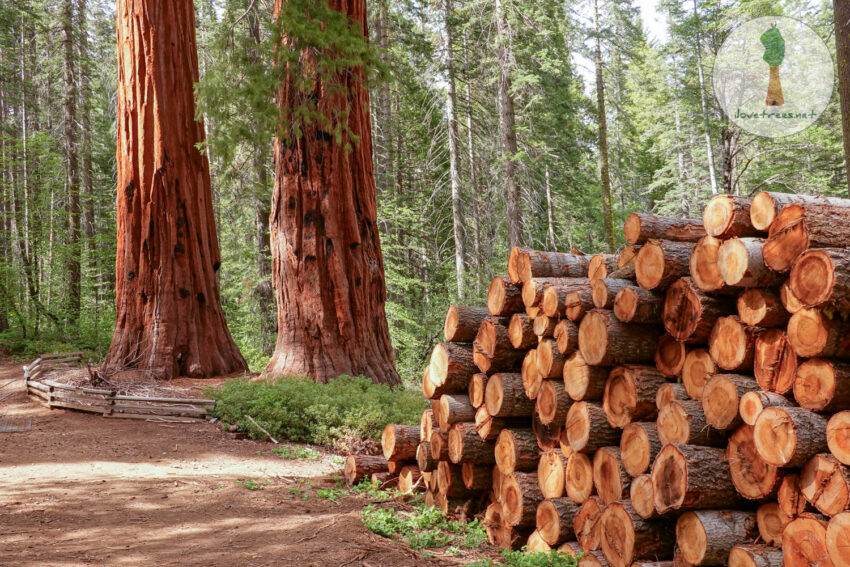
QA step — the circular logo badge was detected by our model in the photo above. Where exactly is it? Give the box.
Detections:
[713,16,833,138]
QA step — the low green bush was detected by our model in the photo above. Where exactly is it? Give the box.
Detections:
[208,375,427,450]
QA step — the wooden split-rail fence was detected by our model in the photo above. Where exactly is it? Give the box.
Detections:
[24,353,216,422]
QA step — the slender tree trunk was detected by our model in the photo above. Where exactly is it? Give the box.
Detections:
[594,0,615,253]
[462,30,483,296]
[545,166,556,250]
[835,0,850,197]
[495,0,523,249]
[443,0,466,299]
[693,0,719,196]
[78,0,97,300]
[106,0,247,379]
[265,0,399,385]
[63,0,81,324]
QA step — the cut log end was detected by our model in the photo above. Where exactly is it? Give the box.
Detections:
[789,249,835,308]
[828,411,850,466]
[783,516,831,567]
[826,512,850,567]
[655,334,685,378]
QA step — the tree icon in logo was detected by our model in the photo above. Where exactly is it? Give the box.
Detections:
[761,27,785,106]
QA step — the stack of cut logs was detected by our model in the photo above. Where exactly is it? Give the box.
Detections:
[359,191,850,566]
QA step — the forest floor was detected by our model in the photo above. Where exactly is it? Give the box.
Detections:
[0,359,464,567]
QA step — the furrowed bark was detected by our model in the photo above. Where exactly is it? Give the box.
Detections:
[486,373,534,418]
[579,310,662,366]
[536,379,572,426]
[495,428,540,475]
[509,313,537,349]
[448,422,496,464]
[517,250,590,283]
[623,213,705,245]
[675,510,758,566]
[502,471,545,527]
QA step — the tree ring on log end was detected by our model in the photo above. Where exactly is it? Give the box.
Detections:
[753,407,796,466]
[634,241,665,289]
[787,309,829,357]
[652,444,687,514]
[790,249,835,308]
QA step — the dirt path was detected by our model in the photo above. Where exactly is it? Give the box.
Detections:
[0,361,453,567]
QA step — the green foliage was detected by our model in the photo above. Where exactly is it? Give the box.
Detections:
[761,27,785,66]
[208,375,426,450]
[468,549,580,567]
[236,479,269,491]
[271,445,320,460]
[361,504,487,551]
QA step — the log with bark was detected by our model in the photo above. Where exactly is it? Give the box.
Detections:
[416,441,437,473]
[599,501,675,567]
[708,316,760,372]
[675,510,758,566]
[536,379,572,427]
[486,373,535,418]
[429,432,449,461]
[827,512,850,567]
[427,342,476,398]
[444,305,491,342]
[790,248,850,311]
[828,411,850,466]
[488,276,525,316]
[781,279,805,314]
[620,422,662,477]
[437,394,476,431]
[461,462,493,491]
[502,471,545,527]
[690,235,732,294]
[652,444,743,514]
[508,246,531,284]
[717,238,780,288]
[739,390,794,427]
[794,358,850,412]
[474,317,523,373]
[589,254,619,284]
[737,288,790,328]
[565,289,595,322]
[726,424,783,501]
[468,373,488,408]
[565,451,595,503]
[474,405,524,441]
[750,191,850,231]
[592,446,631,504]
[592,278,634,310]
[398,465,422,493]
[624,213,705,245]
[629,474,657,519]
[613,286,664,324]
[564,352,609,402]
[764,202,850,273]
[537,450,565,499]
[344,454,387,485]
[532,315,558,338]
[618,245,640,269]
[566,401,622,453]
[782,516,832,567]
[447,422,496,464]
[553,319,579,358]
[509,314,537,350]
[656,383,688,411]
[526,530,551,552]
[758,502,791,547]
[753,328,798,394]
[654,333,686,378]
[543,281,592,318]
[381,424,420,461]
[703,195,758,239]
[778,473,811,519]
[602,365,667,428]
[574,495,606,551]
[634,240,696,291]
[729,544,784,567]
[702,374,758,430]
[523,277,588,309]
[537,338,567,378]
[656,399,727,447]
[517,250,590,283]
[532,404,563,452]
[753,406,829,467]
[681,348,715,401]
[521,349,542,400]
[536,497,580,546]
[578,310,662,366]
[663,278,736,344]
[495,428,540,475]
[800,452,850,517]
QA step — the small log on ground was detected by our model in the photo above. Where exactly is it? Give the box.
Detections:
[575,495,606,551]
[737,288,790,328]
[682,348,715,401]
[614,286,664,324]
[675,510,758,566]
[602,365,667,428]
[652,444,742,514]
[703,195,758,238]
[794,358,850,412]
[783,516,832,567]
[635,240,695,291]
[344,455,387,485]
[624,213,705,245]
[726,424,783,501]
[739,390,794,427]
[663,278,736,344]
[600,501,675,567]
[495,428,540,475]
[620,422,662,477]
[564,352,609,401]
[448,422,495,464]
[565,289,595,322]
[718,237,780,288]
[526,529,551,552]
[828,411,850,466]
[702,374,758,430]
[800,453,850,516]
[592,446,631,504]
[753,328,797,394]
[753,406,828,467]
[537,450,565,499]
[486,373,534,418]
[444,305,491,342]
[656,399,727,447]
[381,425,420,461]
[536,497,580,546]
[488,276,525,316]
[708,316,760,372]
[655,333,686,378]
[566,401,622,453]
[565,451,595,503]
[579,309,662,366]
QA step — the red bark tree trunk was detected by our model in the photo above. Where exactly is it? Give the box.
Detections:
[105,0,247,379]
[264,0,399,384]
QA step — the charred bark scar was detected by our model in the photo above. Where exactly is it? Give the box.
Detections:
[125,181,135,205]
[179,288,190,298]
[305,210,316,226]
[355,277,362,287]
[288,197,296,209]
[326,239,333,254]
[305,255,316,263]
[213,261,220,272]
[174,242,185,254]
[140,291,147,303]
[197,293,205,304]
[128,271,135,281]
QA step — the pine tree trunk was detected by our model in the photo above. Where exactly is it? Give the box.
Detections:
[594,0,614,253]
[264,0,398,384]
[63,0,81,324]
[836,0,850,197]
[106,0,247,379]
[692,0,719,196]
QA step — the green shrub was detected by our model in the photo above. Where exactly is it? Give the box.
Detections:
[361,504,487,551]
[208,375,427,450]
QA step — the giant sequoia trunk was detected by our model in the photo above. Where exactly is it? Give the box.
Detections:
[264,0,399,384]
[106,0,247,379]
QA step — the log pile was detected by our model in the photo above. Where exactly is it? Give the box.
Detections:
[377,194,850,564]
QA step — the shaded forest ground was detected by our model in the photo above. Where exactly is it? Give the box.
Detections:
[0,360,453,567]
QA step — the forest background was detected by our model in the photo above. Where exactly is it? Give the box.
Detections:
[0,0,843,384]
